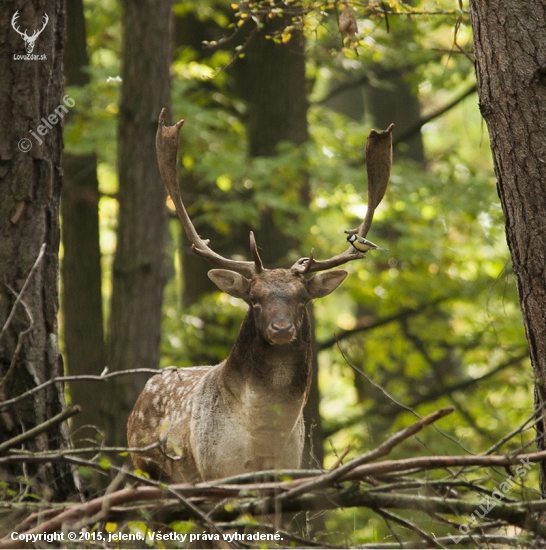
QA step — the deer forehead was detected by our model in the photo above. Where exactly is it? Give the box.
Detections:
[249,269,309,303]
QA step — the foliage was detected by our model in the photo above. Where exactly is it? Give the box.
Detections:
[53,0,535,546]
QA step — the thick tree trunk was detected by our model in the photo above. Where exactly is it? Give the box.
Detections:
[104,0,172,446]
[62,0,106,439]
[0,0,80,500]
[469,0,546,492]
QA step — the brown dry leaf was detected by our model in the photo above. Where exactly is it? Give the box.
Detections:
[339,7,358,36]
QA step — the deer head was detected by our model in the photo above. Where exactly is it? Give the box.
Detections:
[11,11,49,54]
[127,111,392,483]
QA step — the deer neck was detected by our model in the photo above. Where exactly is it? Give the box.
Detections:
[221,308,312,403]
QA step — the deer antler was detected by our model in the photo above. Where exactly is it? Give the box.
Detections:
[156,110,261,278]
[292,123,394,274]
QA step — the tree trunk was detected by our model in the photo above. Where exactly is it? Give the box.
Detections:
[61,0,106,440]
[469,0,546,492]
[104,0,172,446]
[0,0,80,500]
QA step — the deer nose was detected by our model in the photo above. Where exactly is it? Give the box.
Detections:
[272,320,293,333]
[267,319,296,345]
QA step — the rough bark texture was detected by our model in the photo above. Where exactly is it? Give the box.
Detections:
[61,0,106,439]
[469,0,546,492]
[0,0,79,500]
[104,0,172,446]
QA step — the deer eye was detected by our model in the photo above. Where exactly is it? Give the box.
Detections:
[250,298,261,310]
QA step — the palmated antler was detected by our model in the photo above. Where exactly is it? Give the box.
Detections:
[291,123,394,275]
[156,109,262,278]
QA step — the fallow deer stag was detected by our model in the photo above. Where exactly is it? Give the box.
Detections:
[127,111,393,483]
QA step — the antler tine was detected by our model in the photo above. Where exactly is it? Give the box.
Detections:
[249,231,264,273]
[156,109,256,278]
[291,248,315,275]
[291,123,394,275]
[291,248,360,274]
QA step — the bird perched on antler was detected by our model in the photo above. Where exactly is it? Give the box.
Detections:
[346,234,388,253]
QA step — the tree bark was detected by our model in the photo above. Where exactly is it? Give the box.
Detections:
[104,0,172,446]
[469,0,546,492]
[0,0,80,500]
[61,0,106,439]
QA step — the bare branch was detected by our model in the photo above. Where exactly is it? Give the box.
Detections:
[273,407,454,503]
[393,84,477,148]
[318,295,450,350]
[0,284,35,389]
[0,368,164,409]
[0,243,45,342]
[0,405,81,455]
[373,508,441,549]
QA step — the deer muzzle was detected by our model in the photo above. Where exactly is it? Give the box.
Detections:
[265,319,296,345]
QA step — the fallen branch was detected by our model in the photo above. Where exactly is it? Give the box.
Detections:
[3,402,546,548]
[2,448,546,547]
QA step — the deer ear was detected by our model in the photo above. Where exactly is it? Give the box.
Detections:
[208,269,251,299]
[307,270,348,299]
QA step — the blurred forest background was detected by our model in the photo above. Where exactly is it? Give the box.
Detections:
[2,0,540,546]
[63,0,531,452]
[61,0,535,537]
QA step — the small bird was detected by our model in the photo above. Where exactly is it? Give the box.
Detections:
[347,234,388,253]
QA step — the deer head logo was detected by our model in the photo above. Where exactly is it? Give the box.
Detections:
[12,11,49,54]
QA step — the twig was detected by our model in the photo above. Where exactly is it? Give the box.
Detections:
[215,522,337,548]
[339,451,546,481]
[329,445,351,471]
[0,243,45,342]
[5,448,546,547]
[358,535,541,549]
[273,407,454,503]
[392,83,477,147]
[372,508,443,548]
[339,347,475,455]
[3,441,161,457]
[69,465,129,530]
[318,296,450,351]
[0,405,81,455]
[0,368,164,409]
[0,284,34,388]
[483,398,546,456]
